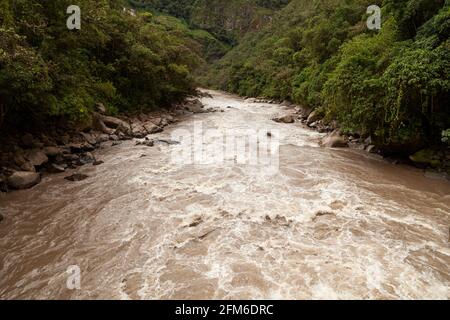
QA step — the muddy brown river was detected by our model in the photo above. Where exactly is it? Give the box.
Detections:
[0,90,449,299]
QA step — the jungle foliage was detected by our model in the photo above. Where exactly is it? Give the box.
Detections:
[0,0,199,129]
[205,0,450,150]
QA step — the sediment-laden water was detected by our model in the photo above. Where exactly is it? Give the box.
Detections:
[0,90,449,299]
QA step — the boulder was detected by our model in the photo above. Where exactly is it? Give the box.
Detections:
[0,213,3,222]
[273,115,295,124]
[322,130,348,148]
[13,151,27,166]
[80,132,97,145]
[95,133,110,143]
[48,163,66,173]
[68,143,95,153]
[65,173,89,182]
[93,160,104,166]
[131,122,148,139]
[43,146,63,157]
[101,115,131,135]
[7,171,41,189]
[144,122,163,134]
[79,152,96,165]
[185,99,206,113]
[56,134,70,146]
[93,115,115,135]
[24,149,48,167]
[307,110,322,125]
[295,105,313,118]
[20,161,36,172]
[21,133,34,148]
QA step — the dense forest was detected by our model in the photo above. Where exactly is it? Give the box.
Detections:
[205,0,450,154]
[0,0,199,131]
[1,0,449,159]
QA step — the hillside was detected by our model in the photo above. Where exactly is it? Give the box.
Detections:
[0,0,200,132]
[205,0,450,155]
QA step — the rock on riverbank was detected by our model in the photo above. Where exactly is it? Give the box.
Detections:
[0,98,209,192]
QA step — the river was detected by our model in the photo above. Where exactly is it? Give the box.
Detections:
[0,90,449,299]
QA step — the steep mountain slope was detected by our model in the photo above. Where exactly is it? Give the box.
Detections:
[0,0,201,130]
[131,0,291,45]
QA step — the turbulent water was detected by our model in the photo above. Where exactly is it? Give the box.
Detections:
[0,90,449,300]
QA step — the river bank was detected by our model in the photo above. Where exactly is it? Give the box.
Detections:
[0,94,218,192]
[250,97,450,181]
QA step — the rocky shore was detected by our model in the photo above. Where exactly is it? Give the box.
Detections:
[262,97,450,179]
[0,96,216,192]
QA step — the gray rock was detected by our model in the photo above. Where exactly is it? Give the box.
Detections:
[93,160,104,166]
[7,171,41,189]
[273,115,295,124]
[43,146,63,157]
[69,143,95,153]
[79,152,96,165]
[24,149,48,167]
[80,132,97,145]
[65,173,89,182]
[93,115,114,135]
[48,163,66,173]
[322,130,348,148]
[13,151,26,166]
[144,122,163,134]
[20,161,36,172]
[131,122,148,138]
[307,110,322,125]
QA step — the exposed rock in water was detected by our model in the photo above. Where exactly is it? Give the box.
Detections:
[24,149,48,167]
[272,114,295,124]
[93,160,104,166]
[7,171,41,190]
[47,163,66,173]
[101,115,132,135]
[78,152,96,165]
[322,130,348,148]
[136,140,155,147]
[155,139,180,146]
[65,173,89,182]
